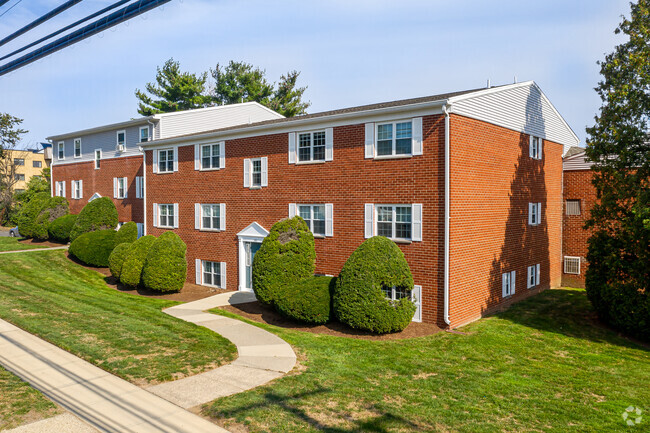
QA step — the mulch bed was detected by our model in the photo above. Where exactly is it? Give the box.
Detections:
[18,238,67,248]
[220,301,442,341]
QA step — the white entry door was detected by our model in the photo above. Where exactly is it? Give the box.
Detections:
[243,241,262,291]
[237,222,269,292]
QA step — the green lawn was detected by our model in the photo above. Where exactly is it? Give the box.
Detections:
[0,237,48,252]
[0,250,236,385]
[0,365,60,430]
[206,288,649,433]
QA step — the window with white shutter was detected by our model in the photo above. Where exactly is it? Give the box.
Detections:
[365,204,422,241]
[529,202,542,225]
[502,270,516,297]
[411,285,422,322]
[366,118,423,159]
[527,264,540,288]
[245,158,268,189]
[295,204,331,237]
[529,136,542,160]
[289,129,332,163]
[196,142,224,170]
[200,260,223,288]
[135,176,144,199]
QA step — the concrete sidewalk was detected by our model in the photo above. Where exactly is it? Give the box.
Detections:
[0,320,227,433]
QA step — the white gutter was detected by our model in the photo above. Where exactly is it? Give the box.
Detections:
[442,103,451,326]
[141,146,147,236]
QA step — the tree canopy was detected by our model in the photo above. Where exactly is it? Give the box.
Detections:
[135,59,310,118]
[0,113,27,223]
[584,0,650,340]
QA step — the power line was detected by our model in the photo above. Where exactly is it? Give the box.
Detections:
[0,0,12,8]
[0,0,132,62]
[0,0,84,47]
[0,0,22,19]
[0,0,172,77]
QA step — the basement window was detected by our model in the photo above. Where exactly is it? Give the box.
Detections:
[564,257,581,275]
[565,200,581,216]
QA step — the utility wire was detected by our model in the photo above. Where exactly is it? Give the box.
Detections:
[0,0,172,76]
[0,0,131,61]
[0,0,84,47]
[0,0,21,19]
[0,0,12,8]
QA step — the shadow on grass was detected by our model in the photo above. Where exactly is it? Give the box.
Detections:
[206,387,421,433]
[494,287,649,350]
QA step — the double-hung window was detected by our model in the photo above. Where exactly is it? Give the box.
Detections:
[14,158,24,166]
[243,157,267,188]
[527,264,540,288]
[298,131,326,162]
[158,149,174,173]
[377,205,412,240]
[377,121,412,156]
[529,136,542,160]
[72,180,83,199]
[55,181,66,198]
[139,127,149,143]
[116,130,126,150]
[33,160,42,168]
[57,142,65,160]
[299,205,326,236]
[202,143,220,170]
[135,176,144,199]
[381,285,411,302]
[74,138,82,158]
[197,204,225,231]
[95,150,101,169]
[529,202,542,225]
[196,259,226,288]
[114,177,127,199]
[14,174,25,181]
[251,159,262,186]
[158,204,175,228]
[502,271,516,297]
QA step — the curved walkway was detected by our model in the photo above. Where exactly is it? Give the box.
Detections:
[147,291,296,408]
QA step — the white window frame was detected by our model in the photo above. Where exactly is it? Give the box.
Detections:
[564,256,581,275]
[527,264,540,289]
[298,204,327,237]
[114,177,127,199]
[57,141,65,160]
[565,199,581,216]
[199,260,225,288]
[157,203,176,229]
[198,203,225,231]
[528,202,542,226]
[365,203,422,241]
[116,130,126,151]
[73,138,82,158]
[529,136,543,160]
[375,120,413,157]
[156,148,175,174]
[502,270,516,298]
[135,176,144,199]
[72,180,83,200]
[94,149,102,169]
[55,181,66,198]
[139,126,149,143]
[375,204,414,241]
[243,157,268,188]
[200,142,221,170]
[251,158,262,187]
[297,130,327,163]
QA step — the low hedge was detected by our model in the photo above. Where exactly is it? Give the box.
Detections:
[120,235,156,287]
[69,197,118,242]
[69,229,117,267]
[252,216,316,307]
[333,236,416,334]
[115,221,138,245]
[109,242,132,279]
[48,214,78,242]
[275,276,335,325]
[142,232,187,292]
[33,196,69,240]
[16,192,50,238]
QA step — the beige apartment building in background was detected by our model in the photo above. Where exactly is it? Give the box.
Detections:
[10,144,52,193]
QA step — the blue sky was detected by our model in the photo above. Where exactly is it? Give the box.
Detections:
[0,0,631,148]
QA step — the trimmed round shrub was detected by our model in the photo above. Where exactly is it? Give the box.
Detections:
[69,197,118,242]
[252,216,316,307]
[120,235,157,287]
[16,192,50,238]
[48,214,78,243]
[333,236,416,334]
[141,232,187,292]
[33,196,69,240]
[275,276,335,325]
[115,221,138,246]
[108,242,132,279]
[69,229,117,267]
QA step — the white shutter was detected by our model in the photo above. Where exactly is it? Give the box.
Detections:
[153,203,158,228]
[220,262,226,289]
[364,204,374,238]
[195,203,200,230]
[79,180,83,199]
[325,127,334,161]
[528,203,534,225]
[364,123,375,158]
[502,273,508,297]
[194,144,200,170]
[243,159,250,188]
[219,141,225,169]
[62,181,66,198]
[411,285,422,322]
[511,270,516,295]
[537,203,542,224]
[173,203,179,228]
[539,138,543,159]
[123,177,128,199]
[173,147,178,172]
[152,150,158,174]
[288,133,296,164]
[529,136,534,158]
[325,203,333,237]
[412,204,422,241]
[195,259,201,285]
[288,203,297,218]
[113,178,118,198]
[135,177,141,199]
[261,157,268,187]
[220,203,226,231]
[536,264,541,286]
[412,117,423,155]
[527,266,533,289]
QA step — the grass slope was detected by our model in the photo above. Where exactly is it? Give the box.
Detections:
[206,288,649,433]
[0,237,47,252]
[0,366,60,430]
[0,250,236,385]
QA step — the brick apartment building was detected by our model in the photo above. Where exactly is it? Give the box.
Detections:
[51,81,581,329]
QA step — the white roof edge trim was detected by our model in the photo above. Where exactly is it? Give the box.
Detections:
[151,101,284,120]
[47,116,157,141]
[140,99,448,148]
[448,81,580,146]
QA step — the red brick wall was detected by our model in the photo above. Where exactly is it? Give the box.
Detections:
[146,115,447,325]
[562,169,596,288]
[448,114,564,328]
[51,156,144,223]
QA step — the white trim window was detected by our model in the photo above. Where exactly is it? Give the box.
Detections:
[94,149,102,169]
[365,203,422,241]
[113,177,127,199]
[529,136,543,160]
[156,148,175,173]
[72,180,83,200]
[565,199,581,216]
[139,126,149,143]
[364,118,423,159]
[73,138,82,158]
[200,142,222,170]
[196,203,226,231]
[527,264,541,288]
[564,256,581,275]
[298,131,326,162]
[116,130,126,151]
[136,223,144,238]
[196,260,226,288]
[57,141,65,160]
[55,181,66,198]
[502,270,516,297]
[156,203,177,228]
[529,202,542,226]
[135,176,144,199]
[300,204,326,236]
[381,285,411,302]
[243,157,268,188]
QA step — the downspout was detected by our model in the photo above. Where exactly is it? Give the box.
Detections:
[442,104,451,326]
[142,119,155,236]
